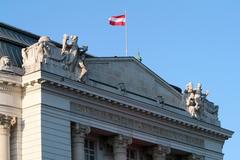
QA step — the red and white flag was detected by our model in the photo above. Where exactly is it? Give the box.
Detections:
[108,15,126,26]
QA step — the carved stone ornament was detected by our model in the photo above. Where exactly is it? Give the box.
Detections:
[71,102,205,147]
[22,34,88,82]
[108,135,132,149]
[184,82,219,124]
[117,83,127,95]
[0,114,16,129]
[0,56,11,68]
[22,36,52,66]
[72,123,91,136]
[156,96,164,107]
[187,154,204,160]
[0,56,12,73]
[152,144,171,160]
[153,145,171,156]
[0,56,23,75]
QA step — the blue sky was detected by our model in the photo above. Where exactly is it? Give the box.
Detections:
[1,0,239,159]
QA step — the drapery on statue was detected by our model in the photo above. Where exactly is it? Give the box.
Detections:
[184,82,209,118]
[22,36,51,67]
[21,34,88,82]
[61,34,88,81]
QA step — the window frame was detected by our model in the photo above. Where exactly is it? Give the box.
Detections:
[84,138,97,160]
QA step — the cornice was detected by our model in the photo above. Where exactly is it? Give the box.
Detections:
[22,71,233,140]
[0,72,22,89]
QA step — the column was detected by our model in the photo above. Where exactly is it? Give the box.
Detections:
[112,135,132,160]
[72,123,91,160]
[152,145,171,160]
[0,114,16,160]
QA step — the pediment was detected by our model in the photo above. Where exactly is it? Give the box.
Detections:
[85,57,184,108]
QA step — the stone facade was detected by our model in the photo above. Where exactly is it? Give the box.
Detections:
[0,22,234,160]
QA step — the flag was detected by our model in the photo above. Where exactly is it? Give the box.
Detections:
[108,15,126,26]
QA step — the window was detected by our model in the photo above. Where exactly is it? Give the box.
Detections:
[127,148,137,160]
[85,139,95,160]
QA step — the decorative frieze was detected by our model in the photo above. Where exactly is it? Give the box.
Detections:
[0,82,20,93]
[71,102,204,148]
[0,84,11,92]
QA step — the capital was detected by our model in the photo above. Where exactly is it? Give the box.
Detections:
[153,144,171,157]
[72,123,91,136]
[187,154,204,160]
[112,135,132,148]
[0,114,16,129]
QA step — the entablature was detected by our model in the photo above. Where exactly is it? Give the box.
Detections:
[0,71,22,90]
[22,70,233,141]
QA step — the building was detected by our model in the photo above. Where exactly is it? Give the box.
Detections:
[0,22,233,160]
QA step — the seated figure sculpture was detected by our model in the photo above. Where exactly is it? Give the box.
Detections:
[61,34,88,81]
[21,34,88,82]
[22,36,52,67]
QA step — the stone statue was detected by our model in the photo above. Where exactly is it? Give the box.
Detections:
[0,56,23,75]
[0,56,11,68]
[61,34,69,54]
[61,34,88,81]
[185,82,193,93]
[22,36,52,67]
[21,34,88,82]
[186,92,199,118]
[195,83,208,100]
[184,82,208,118]
[62,35,79,71]
[184,82,219,123]
[78,54,87,81]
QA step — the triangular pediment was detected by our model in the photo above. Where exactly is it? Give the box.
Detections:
[85,57,183,108]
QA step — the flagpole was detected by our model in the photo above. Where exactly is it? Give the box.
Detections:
[125,10,128,56]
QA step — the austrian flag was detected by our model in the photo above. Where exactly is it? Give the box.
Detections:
[109,15,126,26]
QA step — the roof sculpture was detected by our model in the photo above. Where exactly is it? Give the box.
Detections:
[0,22,224,126]
[21,35,88,82]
